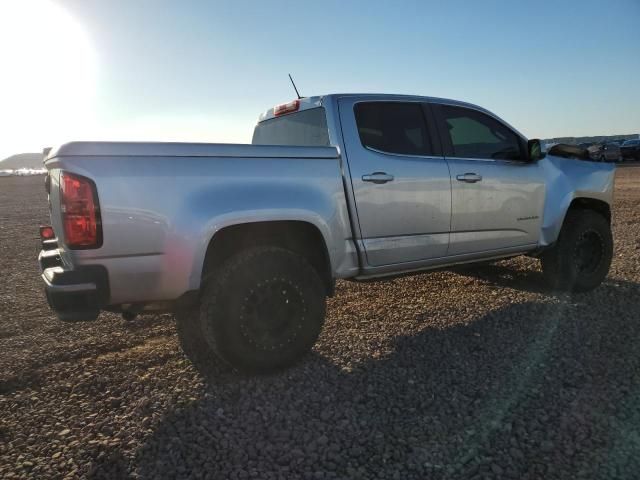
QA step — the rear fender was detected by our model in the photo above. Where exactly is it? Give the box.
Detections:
[179,181,357,291]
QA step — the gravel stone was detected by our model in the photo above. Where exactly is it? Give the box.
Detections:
[2,168,640,479]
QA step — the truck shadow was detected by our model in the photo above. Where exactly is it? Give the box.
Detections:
[450,261,551,294]
[115,266,640,479]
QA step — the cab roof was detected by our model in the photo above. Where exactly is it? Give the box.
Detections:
[257,93,492,123]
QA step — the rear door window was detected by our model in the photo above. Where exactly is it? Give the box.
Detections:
[437,105,523,161]
[354,102,433,156]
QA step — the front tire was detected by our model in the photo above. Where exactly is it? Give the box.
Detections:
[199,246,326,373]
[541,210,613,292]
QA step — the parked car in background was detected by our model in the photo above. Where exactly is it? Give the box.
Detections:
[621,139,640,161]
[588,142,622,162]
[587,144,601,160]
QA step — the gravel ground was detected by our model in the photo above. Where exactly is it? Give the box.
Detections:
[1,168,639,479]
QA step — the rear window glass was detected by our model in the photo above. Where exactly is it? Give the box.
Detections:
[354,102,432,156]
[252,107,330,146]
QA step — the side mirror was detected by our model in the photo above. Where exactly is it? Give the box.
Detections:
[527,139,544,162]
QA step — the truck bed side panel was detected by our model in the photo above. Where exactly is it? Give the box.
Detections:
[46,149,358,305]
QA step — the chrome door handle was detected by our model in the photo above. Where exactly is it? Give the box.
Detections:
[456,173,482,183]
[362,172,394,184]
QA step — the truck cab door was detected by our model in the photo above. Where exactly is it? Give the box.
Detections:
[431,102,545,257]
[338,97,451,267]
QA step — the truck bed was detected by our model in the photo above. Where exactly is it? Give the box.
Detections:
[44,141,358,306]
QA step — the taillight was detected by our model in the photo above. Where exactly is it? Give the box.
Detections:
[60,172,102,249]
[39,225,55,240]
[274,99,300,116]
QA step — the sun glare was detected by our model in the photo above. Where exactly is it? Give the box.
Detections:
[0,0,96,159]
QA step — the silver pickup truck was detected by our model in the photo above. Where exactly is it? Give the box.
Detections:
[39,93,615,372]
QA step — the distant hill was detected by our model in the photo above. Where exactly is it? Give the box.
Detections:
[0,153,43,169]
[542,134,638,146]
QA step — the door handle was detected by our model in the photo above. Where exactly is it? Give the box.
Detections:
[456,173,482,183]
[362,172,394,184]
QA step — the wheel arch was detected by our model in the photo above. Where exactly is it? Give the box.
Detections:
[196,220,335,296]
[541,195,612,248]
[567,197,611,224]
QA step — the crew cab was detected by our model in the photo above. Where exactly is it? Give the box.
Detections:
[39,94,615,372]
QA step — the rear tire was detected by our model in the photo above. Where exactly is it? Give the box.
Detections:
[541,210,613,292]
[175,307,222,372]
[199,246,326,373]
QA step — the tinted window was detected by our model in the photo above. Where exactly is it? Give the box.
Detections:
[439,105,523,160]
[252,107,330,146]
[354,102,432,156]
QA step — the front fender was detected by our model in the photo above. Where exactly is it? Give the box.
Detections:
[539,155,615,245]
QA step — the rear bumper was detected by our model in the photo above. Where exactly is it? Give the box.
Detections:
[38,246,109,322]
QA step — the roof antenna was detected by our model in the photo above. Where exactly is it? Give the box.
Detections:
[288,73,302,99]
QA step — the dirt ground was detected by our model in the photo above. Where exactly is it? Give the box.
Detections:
[1,167,639,479]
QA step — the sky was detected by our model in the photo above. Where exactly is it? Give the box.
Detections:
[0,0,639,160]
